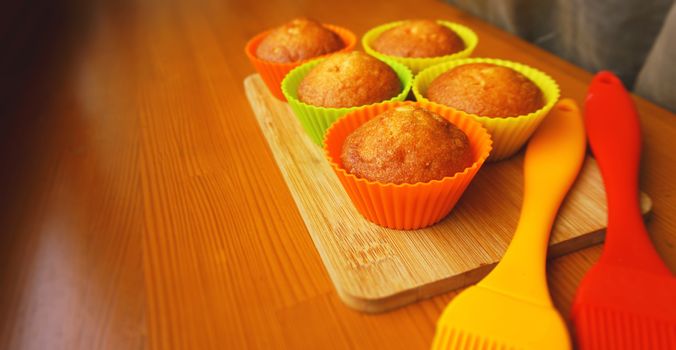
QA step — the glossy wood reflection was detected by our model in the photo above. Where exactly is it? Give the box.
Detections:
[0,0,674,349]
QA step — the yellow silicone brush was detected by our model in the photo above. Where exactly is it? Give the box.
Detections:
[431,99,586,349]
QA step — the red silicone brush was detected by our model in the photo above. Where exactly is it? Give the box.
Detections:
[571,71,676,349]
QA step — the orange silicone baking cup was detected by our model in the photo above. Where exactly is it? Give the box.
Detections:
[245,24,357,101]
[324,101,492,230]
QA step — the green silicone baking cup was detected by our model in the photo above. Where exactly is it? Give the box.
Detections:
[413,57,561,161]
[281,56,413,146]
[362,20,478,74]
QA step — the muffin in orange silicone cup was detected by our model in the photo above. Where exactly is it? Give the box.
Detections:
[245,21,356,101]
[324,101,492,230]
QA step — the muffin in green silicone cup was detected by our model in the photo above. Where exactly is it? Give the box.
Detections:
[363,20,478,74]
[281,53,413,146]
[413,58,560,161]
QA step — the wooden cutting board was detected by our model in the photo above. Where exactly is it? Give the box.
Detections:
[243,74,652,313]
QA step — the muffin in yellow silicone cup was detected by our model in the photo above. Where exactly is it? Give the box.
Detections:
[362,20,478,74]
[282,54,413,146]
[245,22,356,101]
[413,58,560,161]
[324,101,492,230]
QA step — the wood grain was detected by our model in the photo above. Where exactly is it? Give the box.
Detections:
[0,1,145,349]
[0,0,674,349]
[244,74,652,312]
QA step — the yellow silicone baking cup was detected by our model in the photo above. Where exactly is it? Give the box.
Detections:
[413,58,560,161]
[324,101,492,230]
[281,56,413,146]
[362,20,478,74]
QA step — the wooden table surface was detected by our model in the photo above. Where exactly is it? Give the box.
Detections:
[1,0,674,349]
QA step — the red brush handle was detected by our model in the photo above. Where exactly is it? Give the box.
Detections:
[585,71,670,274]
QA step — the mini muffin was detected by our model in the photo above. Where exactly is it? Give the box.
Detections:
[341,105,472,184]
[427,63,545,117]
[256,18,344,63]
[298,51,401,108]
[371,20,465,58]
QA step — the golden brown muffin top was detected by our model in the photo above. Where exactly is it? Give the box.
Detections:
[297,51,401,108]
[341,106,473,184]
[371,20,465,58]
[256,18,344,63]
[426,63,545,118]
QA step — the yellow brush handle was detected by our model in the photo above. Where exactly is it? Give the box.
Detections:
[479,99,586,306]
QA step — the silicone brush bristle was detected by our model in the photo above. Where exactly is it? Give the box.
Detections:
[432,326,515,350]
[573,304,676,349]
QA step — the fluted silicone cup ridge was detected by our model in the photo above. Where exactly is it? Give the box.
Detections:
[282,56,413,146]
[245,24,357,101]
[362,20,478,74]
[413,58,560,161]
[324,101,492,230]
